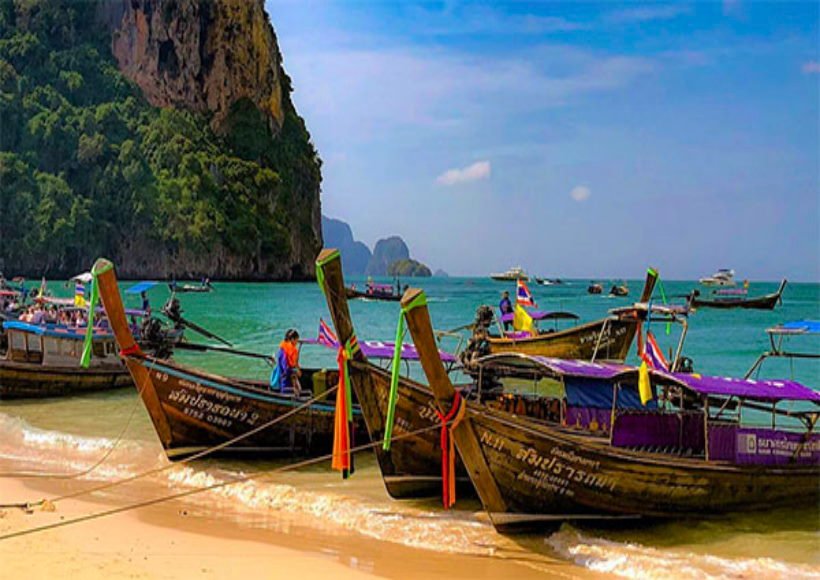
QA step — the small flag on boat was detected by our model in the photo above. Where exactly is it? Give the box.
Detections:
[638,359,653,406]
[318,318,338,347]
[643,330,669,371]
[516,280,536,307]
[513,304,535,336]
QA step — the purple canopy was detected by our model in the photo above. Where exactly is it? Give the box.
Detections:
[651,370,820,403]
[479,353,632,380]
[304,337,456,363]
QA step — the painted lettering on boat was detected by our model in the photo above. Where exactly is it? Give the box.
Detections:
[165,385,261,428]
[479,430,506,452]
[513,446,616,494]
[578,325,627,347]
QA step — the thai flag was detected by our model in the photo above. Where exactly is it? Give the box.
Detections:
[75,282,86,297]
[642,330,669,371]
[516,280,536,307]
[318,318,339,347]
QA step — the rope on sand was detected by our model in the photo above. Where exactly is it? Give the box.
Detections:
[0,384,340,509]
[0,423,444,542]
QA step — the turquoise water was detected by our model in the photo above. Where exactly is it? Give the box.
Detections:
[1,276,818,578]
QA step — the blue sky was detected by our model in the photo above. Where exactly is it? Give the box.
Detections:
[267,1,819,280]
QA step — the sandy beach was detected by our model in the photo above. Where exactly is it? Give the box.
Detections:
[0,476,594,580]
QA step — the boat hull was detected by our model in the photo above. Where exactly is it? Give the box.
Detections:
[125,356,366,460]
[0,361,131,399]
[691,294,780,310]
[344,288,401,302]
[486,317,637,362]
[467,408,820,532]
[349,362,472,498]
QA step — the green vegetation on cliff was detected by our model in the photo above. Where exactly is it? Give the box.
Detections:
[0,0,321,278]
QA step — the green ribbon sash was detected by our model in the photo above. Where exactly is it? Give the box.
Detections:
[383,292,428,451]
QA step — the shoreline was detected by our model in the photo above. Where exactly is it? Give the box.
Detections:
[0,475,595,580]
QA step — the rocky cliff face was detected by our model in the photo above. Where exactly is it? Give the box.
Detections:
[99,0,321,280]
[102,0,284,134]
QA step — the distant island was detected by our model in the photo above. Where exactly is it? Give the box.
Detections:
[321,215,433,277]
[388,259,432,278]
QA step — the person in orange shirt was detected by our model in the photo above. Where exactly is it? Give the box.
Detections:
[270,329,302,395]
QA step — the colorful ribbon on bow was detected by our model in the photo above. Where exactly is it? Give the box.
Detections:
[383,292,428,451]
[80,272,101,369]
[315,249,340,297]
[332,336,358,478]
[435,390,465,508]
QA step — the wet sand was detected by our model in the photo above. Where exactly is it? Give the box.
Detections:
[0,476,596,580]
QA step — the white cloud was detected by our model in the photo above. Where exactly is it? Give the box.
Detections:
[436,161,491,186]
[570,185,591,202]
[802,61,820,75]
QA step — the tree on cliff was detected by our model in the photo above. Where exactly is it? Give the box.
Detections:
[387,259,432,278]
[0,0,322,280]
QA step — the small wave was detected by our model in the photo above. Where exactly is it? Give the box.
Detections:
[166,466,506,556]
[0,412,160,479]
[547,528,820,580]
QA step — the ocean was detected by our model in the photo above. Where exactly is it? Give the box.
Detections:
[1,276,818,578]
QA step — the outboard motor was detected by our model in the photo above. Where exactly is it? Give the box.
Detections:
[459,305,496,374]
[139,316,174,359]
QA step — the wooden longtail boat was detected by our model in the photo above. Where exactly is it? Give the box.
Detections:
[464,270,658,365]
[403,287,820,533]
[345,286,402,302]
[317,249,474,498]
[690,280,787,310]
[95,259,365,460]
[0,321,132,399]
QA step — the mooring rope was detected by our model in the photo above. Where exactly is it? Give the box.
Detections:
[0,383,340,510]
[0,422,444,542]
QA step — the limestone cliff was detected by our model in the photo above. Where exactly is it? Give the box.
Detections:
[102,0,284,134]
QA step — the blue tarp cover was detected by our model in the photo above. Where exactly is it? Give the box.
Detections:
[126,281,159,294]
[564,376,655,410]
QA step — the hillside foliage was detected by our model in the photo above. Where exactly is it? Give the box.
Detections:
[0,0,321,277]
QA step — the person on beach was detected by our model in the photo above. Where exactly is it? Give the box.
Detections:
[270,329,302,395]
[499,291,514,330]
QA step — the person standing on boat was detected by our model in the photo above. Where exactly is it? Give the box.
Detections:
[270,329,302,395]
[499,291,514,330]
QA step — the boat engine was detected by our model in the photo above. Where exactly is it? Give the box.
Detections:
[458,305,495,373]
[138,317,175,359]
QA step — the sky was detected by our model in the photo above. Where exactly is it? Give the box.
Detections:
[266,1,819,281]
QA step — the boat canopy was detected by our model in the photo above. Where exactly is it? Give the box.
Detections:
[476,353,631,380]
[126,281,159,294]
[304,337,456,363]
[2,320,113,341]
[499,310,579,323]
[476,353,819,404]
[70,272,93,283]
[767,320,820,335]
[367,283,394,292]
[651,371,820,403]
